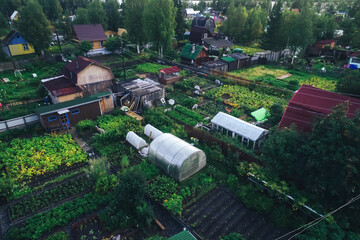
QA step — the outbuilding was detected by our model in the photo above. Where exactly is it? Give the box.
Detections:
[158,66,181,85]
[211,112,269,149]
[148,133,206,182]
[221,56,237,71]
[201,60,228,73]
[229,53,250,69]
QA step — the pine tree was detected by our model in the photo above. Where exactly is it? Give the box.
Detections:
[261,0,284,51]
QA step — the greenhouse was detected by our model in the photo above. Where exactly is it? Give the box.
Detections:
[126,131,147,150]
[149,133,206,182]
[144,124,164,140]
[211,112,269,149]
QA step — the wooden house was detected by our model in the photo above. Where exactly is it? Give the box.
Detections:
[189,27,212,45]
[314,39,337,49]
[34,92,113,132]
[42,56,115,103]
[158,66,181,85]
[191,17,216,34]
[221,56,237,71]
[180,43,209,66]
[1,31,35,56]
[73,24,107,50]
[229,53,250,69]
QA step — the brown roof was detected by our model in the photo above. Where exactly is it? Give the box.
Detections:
[73,24,107,41]
[2,30,16,45]
[42,76,82,97]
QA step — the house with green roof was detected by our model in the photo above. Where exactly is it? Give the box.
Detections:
[34,92,113,132]
[180,43,209,66]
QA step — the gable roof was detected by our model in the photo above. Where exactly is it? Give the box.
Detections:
[34,92,111,115]
[159,66,181,74]
[229,53,250,60]
[181,43,204,60]
[41,75,82,97]
[350,51,360,58]
[278,85,360,132]
[204,38,234,48]
[62,56,109,76]
[169,230,196,240]
[2,30,17,45]
[73,24,107,41]
[211,112,269,141]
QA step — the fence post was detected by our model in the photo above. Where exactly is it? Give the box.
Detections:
[4,121,9,131]
[23,116,27,126]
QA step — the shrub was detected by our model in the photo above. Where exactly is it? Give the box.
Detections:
[76,119,96,135]
[147,176,178,202]
[163,193,183,216]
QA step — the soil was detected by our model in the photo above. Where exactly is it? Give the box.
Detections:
[181,187,288,240]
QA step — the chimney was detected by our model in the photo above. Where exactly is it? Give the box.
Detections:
[76,60,79,69]
[191,44,195,53]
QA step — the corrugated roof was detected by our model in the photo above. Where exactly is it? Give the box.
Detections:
[204,38,234,48]
[211,112,269,141]
[202,60,226,67]
[221,56,236,63]
[34,91,111,115]
[229,53,250,60]
[160,66,181,74]
[169,230,197,240]
[42,75,82,97]
[181,43,203,60]
[73,24,107,41]
[278,85,360,132]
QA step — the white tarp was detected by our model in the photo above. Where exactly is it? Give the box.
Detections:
[144,124,163,140]
[126,131,147,150]
[211,112,269,141]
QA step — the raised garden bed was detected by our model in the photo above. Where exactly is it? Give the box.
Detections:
[72,215,105,240]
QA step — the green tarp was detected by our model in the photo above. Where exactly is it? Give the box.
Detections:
[251,107,269,121]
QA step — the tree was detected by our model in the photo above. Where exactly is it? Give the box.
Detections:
[336,70,360,96]
[17,0,52,55]
[87,0,108,29]
[0,0,21,18]
[143,0,176,56]
[73,7,89,24]
[268,102,284,126]
[173,0,186,37]
[0,12,9,36]
[261,0,284,51]
[222,4,248,43]
[38,0,62,22]
[77,40,93,56]
[104,0,122,31]
[105,36,121,53]
[124,0,146,53]
[197,0,207,12]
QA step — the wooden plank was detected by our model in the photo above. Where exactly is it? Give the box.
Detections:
[154,218,166,230]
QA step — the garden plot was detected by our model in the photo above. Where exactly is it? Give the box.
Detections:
[182,187,285,240]
[229,65,337,91]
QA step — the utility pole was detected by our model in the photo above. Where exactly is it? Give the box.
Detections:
[121,36,126,80]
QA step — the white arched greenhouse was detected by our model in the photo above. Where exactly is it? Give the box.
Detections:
[144,124,163,140]
[149,133,206,182]
[126,131,147,150]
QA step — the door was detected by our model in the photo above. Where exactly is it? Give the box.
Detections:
[60,113,70,129]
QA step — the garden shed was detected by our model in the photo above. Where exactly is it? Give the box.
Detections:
[221,56,237,71]
[158,66,181,85]
[144,124,163,140]
[201,60,228,73]
[229,53,250,69]
[211,112,269,149]
[126,131,147,150]
[148,133,206,182]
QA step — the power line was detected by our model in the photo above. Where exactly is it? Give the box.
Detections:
[275,194,360,240]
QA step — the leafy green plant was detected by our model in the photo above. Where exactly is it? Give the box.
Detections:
[163,193,183,216]
[147,176,178,202]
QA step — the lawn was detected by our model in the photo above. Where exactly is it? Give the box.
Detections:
[229,65,337,91]
[232,44,265,55]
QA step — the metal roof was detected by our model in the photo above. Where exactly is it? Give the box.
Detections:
[73,24,107,41]
[121,79,163,97]
[211,112,269,141]
[169,230,197,240]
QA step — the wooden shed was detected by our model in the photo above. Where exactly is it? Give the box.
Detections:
[221,56,237,72]
[229,53,250,69]
[158,66,181,85]
[201,60,228,73]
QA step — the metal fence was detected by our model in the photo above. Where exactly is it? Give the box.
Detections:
[0,114,39,132]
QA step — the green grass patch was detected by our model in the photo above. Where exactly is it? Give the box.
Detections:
[232,44,265,55]
[136,63,170,74]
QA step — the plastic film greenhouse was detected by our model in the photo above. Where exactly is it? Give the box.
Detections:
[144,124,163,140]
[126,131,147,150]
[149,133,206,182]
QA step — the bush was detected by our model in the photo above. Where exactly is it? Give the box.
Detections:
[76,119,96,135]
[147,176,178,202]
[163,193,183,216]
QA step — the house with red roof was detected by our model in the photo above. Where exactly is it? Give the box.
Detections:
[41,56,114,113]
[73,24,107,50]
[158,66,181,84]
[314,39,337,49]
[278,85,360,132]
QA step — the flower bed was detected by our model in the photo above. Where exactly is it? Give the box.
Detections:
[0,133,87,182]
[9,175,92,220]
[6,193,111,240]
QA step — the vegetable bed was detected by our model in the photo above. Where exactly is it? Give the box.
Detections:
[0,133,87,182]
[9,175,92,220]
[167,105,204,126]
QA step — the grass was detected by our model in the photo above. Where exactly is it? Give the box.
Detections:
[229,65,337,91]
[0,102,46,121]
[232,44,265,55]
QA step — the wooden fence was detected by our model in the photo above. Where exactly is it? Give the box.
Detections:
[0,114,39,132]
[0,59,34,71]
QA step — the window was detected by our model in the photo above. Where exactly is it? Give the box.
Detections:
[105,95,110,99]
[71,109,80,115]
[48,116,57,122]
[99,41,103,47]
[23,44,29,51]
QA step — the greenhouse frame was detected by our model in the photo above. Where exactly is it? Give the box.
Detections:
[144,124,164,140]
[149,133,206,182]
[126,131,147,150]
[211,112,269,149]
